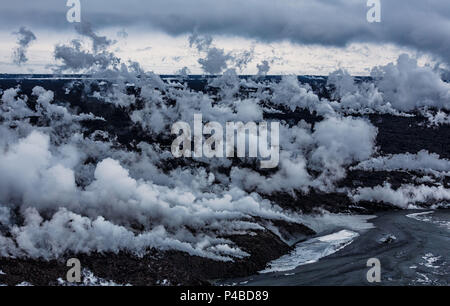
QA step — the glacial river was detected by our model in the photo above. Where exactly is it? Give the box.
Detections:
[221,210,450,286]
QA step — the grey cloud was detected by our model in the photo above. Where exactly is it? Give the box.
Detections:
[257,60,270,76]
[189,32,213,52]
[0,0,449,63]
[75,22,114,52]
[53,39,119,72]
[12,27,37,65]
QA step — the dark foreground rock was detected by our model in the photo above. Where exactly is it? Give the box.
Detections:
[0,223,313,286]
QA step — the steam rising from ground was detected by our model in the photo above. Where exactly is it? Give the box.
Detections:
[0,26,449,261]
[352,151,450,175]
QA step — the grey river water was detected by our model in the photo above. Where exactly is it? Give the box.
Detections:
[221,210,450,286]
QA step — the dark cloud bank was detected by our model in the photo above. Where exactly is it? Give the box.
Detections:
[0,0,449,64]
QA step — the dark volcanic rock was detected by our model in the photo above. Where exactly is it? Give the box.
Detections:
[0,228,309,286]
[340,170,415,189]
[370,114,450,158]
[265,189,396,214]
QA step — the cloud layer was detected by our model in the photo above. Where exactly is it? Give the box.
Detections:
[0,0,449,64]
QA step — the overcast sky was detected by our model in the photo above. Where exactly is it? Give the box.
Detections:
[0,0,448,74]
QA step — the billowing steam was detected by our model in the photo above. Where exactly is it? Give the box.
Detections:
[0,26,449,261]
